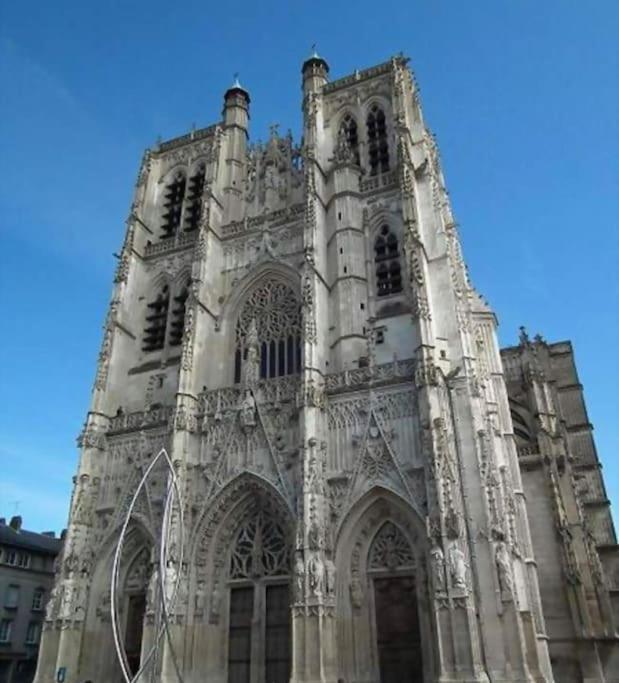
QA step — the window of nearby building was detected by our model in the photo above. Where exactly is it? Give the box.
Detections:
[17,552,31,569]
[25,621,40,645]
[32,588,45,611]
[4,585,19,609]
[5,549,17,566]
[0,619,12,643]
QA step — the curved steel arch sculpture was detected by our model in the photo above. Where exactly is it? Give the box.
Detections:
[110,447,185,682]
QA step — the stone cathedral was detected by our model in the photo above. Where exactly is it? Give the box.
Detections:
[34,55,618,683]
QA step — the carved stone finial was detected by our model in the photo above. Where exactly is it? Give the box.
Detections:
[518,326,529,345]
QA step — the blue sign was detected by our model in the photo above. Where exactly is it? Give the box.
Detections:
[56,667,66,683]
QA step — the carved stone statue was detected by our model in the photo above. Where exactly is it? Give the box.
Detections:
[45,584,61,621]
[447,543,467,592]
[194,580,206,614]
[430,544,446,593]
[243,319,260,386]
[257,228,278,260]
[209,585,221,623]
[334,125,354,164]
[349,576,364,609]
[146,567,159,615]
[59,580,79,620]
[96,589,111,622]
[294,552,305,601]
[324,557,336,596]
[308,552,325,598]
[165,561,177,608]
[495,540,513,601]
[239,389,257,430]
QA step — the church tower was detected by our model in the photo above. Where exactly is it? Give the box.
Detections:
[34,54,617,683]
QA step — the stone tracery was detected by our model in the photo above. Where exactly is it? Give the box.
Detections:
[234,278,302,383]
[229,511,290,579]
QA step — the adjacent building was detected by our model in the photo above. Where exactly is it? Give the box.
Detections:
[34,54,618,682]
[0,517,62,683]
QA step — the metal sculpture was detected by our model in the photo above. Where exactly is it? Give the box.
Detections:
[110,447,185,682]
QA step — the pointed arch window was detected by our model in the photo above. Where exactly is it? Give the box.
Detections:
[183,164,206,232]
[160,172,186,239]
[367,105,390,176]
[234,280,302,384]
[142,285,170,352]
[168,285,188,347]
[375,225,402,297]
[339,114,360,165]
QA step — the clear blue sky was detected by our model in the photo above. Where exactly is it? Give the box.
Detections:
[0,1,617,534]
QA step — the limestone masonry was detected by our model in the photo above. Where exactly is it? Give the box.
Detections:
[34,54,618,682]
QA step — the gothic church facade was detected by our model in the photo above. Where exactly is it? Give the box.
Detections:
[35,55,618,682]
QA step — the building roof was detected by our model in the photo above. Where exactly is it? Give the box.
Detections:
[0,521,63,555]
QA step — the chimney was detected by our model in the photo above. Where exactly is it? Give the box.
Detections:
[9,516,22,531]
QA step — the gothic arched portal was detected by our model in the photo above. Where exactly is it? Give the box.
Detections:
[335,490,434,683]
[191,476,294,683]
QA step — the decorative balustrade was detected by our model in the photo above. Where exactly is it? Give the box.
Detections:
[324,359,415,393]
[108,405,175,434]
[360,169,398,194]
[144,230,198,258]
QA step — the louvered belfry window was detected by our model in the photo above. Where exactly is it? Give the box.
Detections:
[183,164,206,232]
[375,225,402,297]
[367,105,390,176]
[340,114,360,164]
[142,285,170,352]
[168,287,188,347]
[160,172,186,239]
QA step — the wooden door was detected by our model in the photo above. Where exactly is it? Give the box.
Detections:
[374,577,422,682]
[125,593,146,675]
[265,584,291,683]
[228,587,254,683]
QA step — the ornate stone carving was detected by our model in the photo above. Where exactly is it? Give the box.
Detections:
[495,539,513,601]
[349,576,364,609]
[229,511,290,579]
[194,580,206,615]
[324,556,336,597]
[447,542,467,593]
[77,425,106,450]
[368,522,415,571]
[238,389,257,431]
[308,552,325,598]
[294,551,306,602]
[94,300,119,391]
[430,544,446,594]
[180,297,195,372]
[301,272,317,344]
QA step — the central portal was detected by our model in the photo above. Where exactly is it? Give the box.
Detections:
[367,522,423,682]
